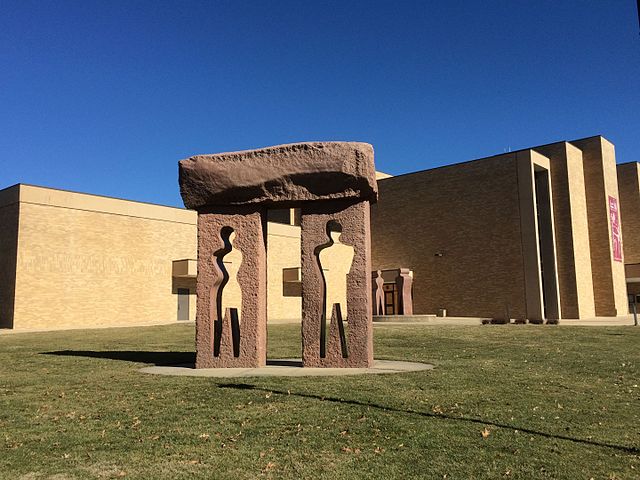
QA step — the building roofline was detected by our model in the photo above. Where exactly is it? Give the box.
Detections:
[0,182,189,212]
[0,183,196,225]
[0,184,20,209]
[378,135,611,184]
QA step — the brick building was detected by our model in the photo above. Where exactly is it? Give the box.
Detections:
[0,136,634,330]
[371,136,628,321]
[617,162,640,299]
[0,184,313,330]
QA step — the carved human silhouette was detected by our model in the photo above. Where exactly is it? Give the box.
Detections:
[221,230,243,321]
[318,222,355,324]
[313,221,354,359]
[210,227,243,357]
[375,270,385,315]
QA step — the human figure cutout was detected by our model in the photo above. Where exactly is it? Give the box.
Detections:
[221,230,243,322]
[316,221,354,357]
[375,270,385,315]
[211,227,243,357]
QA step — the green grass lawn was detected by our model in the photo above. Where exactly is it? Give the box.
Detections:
[1,323,639,479]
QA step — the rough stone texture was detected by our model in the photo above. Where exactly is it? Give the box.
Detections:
[195,206,267,368]
[179,142,377,209]
[301,200,374,368]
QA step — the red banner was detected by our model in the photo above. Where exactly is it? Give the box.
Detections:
[609,196,623,262]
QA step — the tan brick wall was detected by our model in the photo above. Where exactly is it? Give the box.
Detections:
[535,142,595,318]
[12,187,197,330]
[617,163,640,264]
[265,221,351,324]
[371,152,528,319]
[266,222,302,323]
[516,151,551,321]
[3,184,358,329]
[0,186,20,328]
[192,218,306,324]
[172,276,197,320]
[572,137,628,316]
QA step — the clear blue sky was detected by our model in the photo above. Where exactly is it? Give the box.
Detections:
[1,1,639,207]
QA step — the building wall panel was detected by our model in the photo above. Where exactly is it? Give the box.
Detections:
[0,186,20,328]
[13,199,197,330]
[267,222,302,323]
[572,137,627,316]
[536,142,595,319]
[371,153,527,319]
[618,163,640,264]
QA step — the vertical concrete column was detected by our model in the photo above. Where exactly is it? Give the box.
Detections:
[517,151,561,322]
[195,206,267,368]
[0,185,20,329]
[301,200,374,368]
[397,268,413,315]
[517,151,544,322]
[572,137,628,316]
[536,142,595,319]
[535,166,561,321]
[617,162,640,264]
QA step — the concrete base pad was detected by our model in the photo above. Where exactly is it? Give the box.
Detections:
[373,315,485,325]
[373,314,437,323]
[139,359,433,378]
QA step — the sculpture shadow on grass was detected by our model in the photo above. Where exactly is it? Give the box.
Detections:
[42,351,303,368]
[43,350,196,367]
[218,383,640,455]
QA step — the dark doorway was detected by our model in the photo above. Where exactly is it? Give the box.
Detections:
[534,167,559,320]
[383,284,398,315]
[177,288,190,321]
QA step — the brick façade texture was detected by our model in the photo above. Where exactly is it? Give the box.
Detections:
[371,152,529,319]
[11,186,198,330]
[535,142,595,319]
[617,162,640,265]
[571,137,628,316]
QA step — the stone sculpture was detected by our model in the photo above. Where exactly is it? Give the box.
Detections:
[398,268,413,315]
[179,142,377,368]
[374,270,385,315]
[371,268,414,316]
[194,206,266,368]
[315,221,354,359]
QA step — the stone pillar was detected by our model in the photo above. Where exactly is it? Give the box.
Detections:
[301,200,374,368]
[397,268,413,315]
[195,206,267,368]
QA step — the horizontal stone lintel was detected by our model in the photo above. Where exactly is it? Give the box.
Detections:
[179,142,377,209]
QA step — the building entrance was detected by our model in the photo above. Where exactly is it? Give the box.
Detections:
[383,283,398,314]
[177,288,190,321]
[372,268,413,316]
